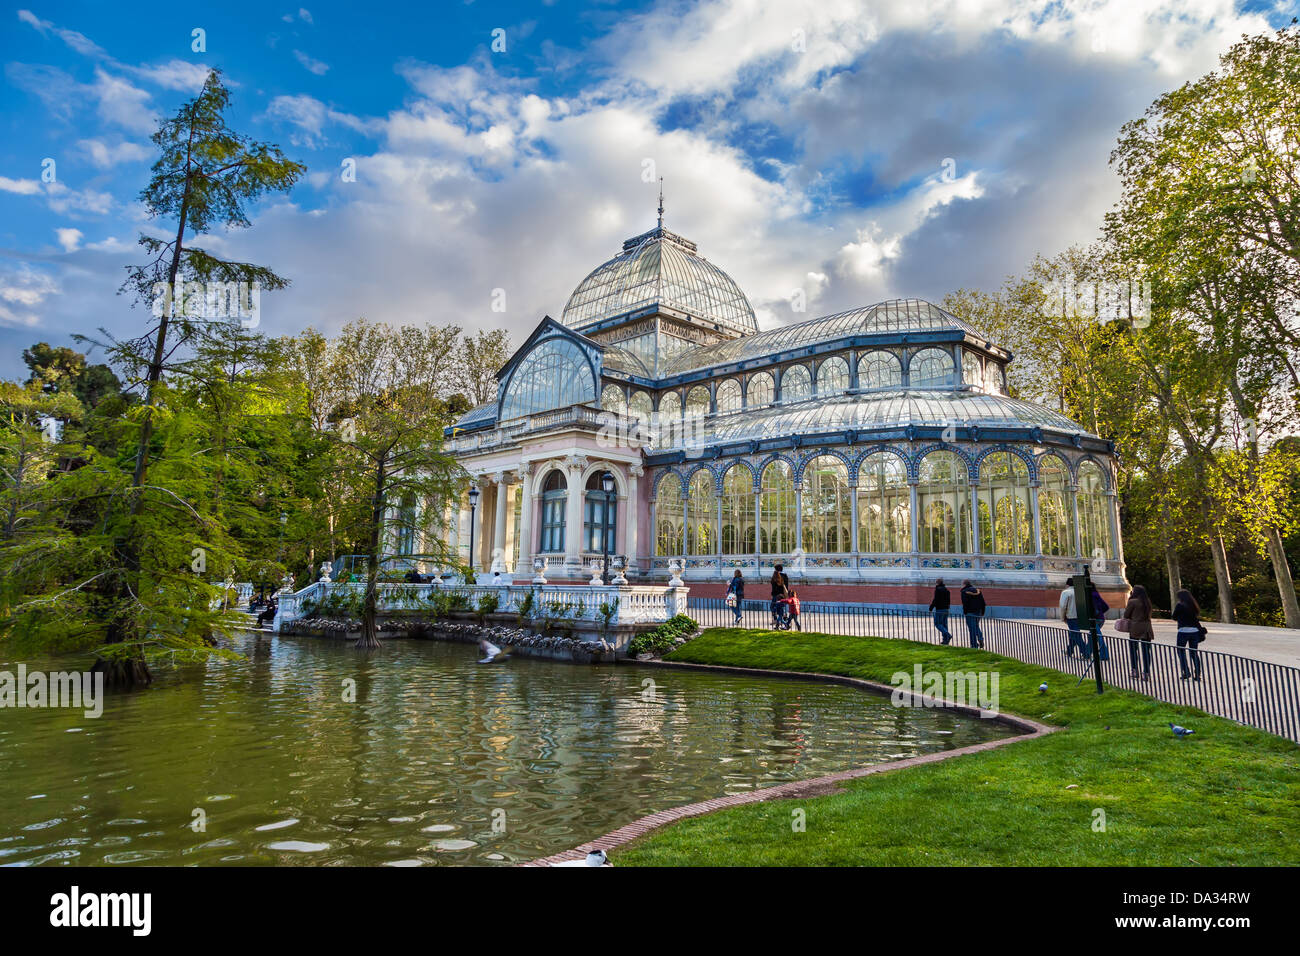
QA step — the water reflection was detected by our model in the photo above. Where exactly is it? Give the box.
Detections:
[0,635,1012,865]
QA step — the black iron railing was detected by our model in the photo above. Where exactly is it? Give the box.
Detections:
[686,597,1300,743]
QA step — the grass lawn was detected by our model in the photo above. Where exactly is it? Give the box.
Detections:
[614,628,1300,866]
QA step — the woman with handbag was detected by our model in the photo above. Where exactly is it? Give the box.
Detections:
[726,569,744,625]
[1119,584,1154,680]
[1172,589,1205,681]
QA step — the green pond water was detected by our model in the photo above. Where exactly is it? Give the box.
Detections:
[0,634,1013,866]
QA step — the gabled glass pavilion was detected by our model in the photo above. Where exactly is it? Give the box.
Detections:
[437,219,1126,614]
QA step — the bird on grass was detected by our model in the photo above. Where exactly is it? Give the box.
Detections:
[1038,683,1048,694]
[1169,723,1195,737]
[552,850,609,867]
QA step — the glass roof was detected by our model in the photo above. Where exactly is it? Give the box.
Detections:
[673,390,1088,450]
[600,344,652,377]
[661,298,985,376]
[561,225,757,335]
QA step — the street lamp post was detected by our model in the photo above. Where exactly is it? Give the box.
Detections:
[467,485,481,583]
[600,471,615,585]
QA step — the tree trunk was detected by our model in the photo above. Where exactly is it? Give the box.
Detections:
[1264,524,1300,629]
[355,461,386,650]
[1208,532,1236,624]
[1163,543,1182,612]
[91,652,152,688]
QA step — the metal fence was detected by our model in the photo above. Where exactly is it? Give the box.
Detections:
[686,597,1300,743]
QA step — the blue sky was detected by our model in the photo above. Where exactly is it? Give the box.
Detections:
[2,0,1297,380]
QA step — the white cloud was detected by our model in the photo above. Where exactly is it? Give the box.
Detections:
[77,138,149,168]
[294,50,330,75]
[0,176,42,195]
[55,228,83,252]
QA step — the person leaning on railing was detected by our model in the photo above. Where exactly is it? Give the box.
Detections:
[1119,584,1155,681]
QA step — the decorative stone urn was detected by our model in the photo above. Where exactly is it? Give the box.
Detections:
[668,558,685,587]
[532,555,547,585]
[611,555,628,586]
[589,561,605,586]
[318,561,333,584]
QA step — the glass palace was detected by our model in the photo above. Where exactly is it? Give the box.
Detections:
[437,218,1126,614]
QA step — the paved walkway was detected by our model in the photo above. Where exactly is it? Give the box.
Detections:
[1010,618,1300,669]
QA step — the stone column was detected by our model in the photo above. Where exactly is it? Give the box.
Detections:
[1030,480,1043,557]
[1070,482,1082,559]
[492,473,509,573]
[626,463,641,574]
[516,464,534,575]
[849,482,859,554]
[794,480,803,554]
[909,481,921,559]
[563,455,588,573]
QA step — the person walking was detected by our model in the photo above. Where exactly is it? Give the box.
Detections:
[787,588,803,632]
[726,569,745,625]
[770,563,790,628]
[1087,582,1110,661]
[960,580,986,648]
[1172,589,1206,681]
[1058,577,1089,658]
[928,579,953,644]
[1121,584,1155,680]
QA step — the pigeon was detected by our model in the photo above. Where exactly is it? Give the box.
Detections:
[1169,723,1195,737]
[551,850,609,867]
[477,639,509,664]
[1038,683,1048,694]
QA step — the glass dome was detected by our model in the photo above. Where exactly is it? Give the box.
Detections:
[561,225,757,335]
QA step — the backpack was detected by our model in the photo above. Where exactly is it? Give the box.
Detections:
[1092,590,1109,617]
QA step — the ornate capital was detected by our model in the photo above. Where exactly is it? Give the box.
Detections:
[629,462,644,478]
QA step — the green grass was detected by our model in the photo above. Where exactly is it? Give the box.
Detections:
[614,628,1300,866]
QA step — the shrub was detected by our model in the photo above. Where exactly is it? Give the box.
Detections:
[475,592,499,624]
[628,614,697,656]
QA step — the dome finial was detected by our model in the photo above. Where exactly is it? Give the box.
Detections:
[657,177,664,228]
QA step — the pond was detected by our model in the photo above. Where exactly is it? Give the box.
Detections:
[0,634,1014,866]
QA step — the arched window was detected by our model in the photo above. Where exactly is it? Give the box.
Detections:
[977,452,1032,555]
[1078,461,1112,561]
[715,378,742,414]
[601,384,627,415]
[582,473,618,554]
[917,451,971,553]
[801,456,851,553]
[628,390,653,422]
[984,362,1004,395]
[858,350,902,389]
[780,364,812,402]
[657,391,681,449]
[759,460,796,554]
[685,385,711,419]
[1038,455,1074,557]
[720,465,755,554]
[858,452,911,553]
[686,470,716,556]
[962,351,982,390]
[909,348,955,388]
[746,371,774,407]
[500,337,595,420]
[816,356,850,397]
[538,470,567,553]
[655,475,683,556]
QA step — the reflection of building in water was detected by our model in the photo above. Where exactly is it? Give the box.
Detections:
[434,210,1126,615]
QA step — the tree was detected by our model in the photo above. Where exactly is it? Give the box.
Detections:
[462,329,511,407]
[1106,24,1300,625]
[316,319,466,648]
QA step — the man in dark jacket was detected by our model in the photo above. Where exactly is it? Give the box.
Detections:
[960,580,986,648]
[928,579,952,644]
